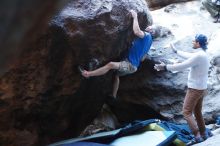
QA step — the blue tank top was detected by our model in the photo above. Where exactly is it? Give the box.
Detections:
[128,33,152,67]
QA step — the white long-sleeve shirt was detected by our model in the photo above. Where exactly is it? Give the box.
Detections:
[166,48,210,90]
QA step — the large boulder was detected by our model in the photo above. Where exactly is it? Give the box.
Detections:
[0,0,154,146]
[51,0,153,64]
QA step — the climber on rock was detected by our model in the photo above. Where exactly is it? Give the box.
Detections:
[80,10,159,98]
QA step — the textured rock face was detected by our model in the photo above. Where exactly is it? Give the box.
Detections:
[146,0,194,9]
[0,0,154,146]
[52,0,153,64]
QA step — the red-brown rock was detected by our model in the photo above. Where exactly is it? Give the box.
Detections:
[0,0,153,146]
